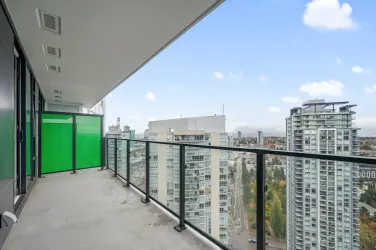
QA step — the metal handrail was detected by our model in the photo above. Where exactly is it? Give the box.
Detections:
[121,138,376,165]
[105,137,376,250]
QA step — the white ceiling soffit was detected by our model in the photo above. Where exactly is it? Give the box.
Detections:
[4,0,223,108]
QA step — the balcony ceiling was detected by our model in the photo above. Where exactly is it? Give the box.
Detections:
[4,0,223,108]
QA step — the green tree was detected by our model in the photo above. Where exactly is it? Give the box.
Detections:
[242,160,250,185]
[360,143,372,150]
[267,189,273,201]
[360,221,376,249]
[360,207,370,217]
[252,179,257,203]
[243,183,252,205]
[372,212,376,223]
[360,187,376,207]
[271,193,285,239]
[271,157,282,166]
[250,168,255,178]
[266,168,273,182]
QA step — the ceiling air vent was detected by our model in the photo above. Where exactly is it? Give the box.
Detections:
[46,64,61,73]
[53,90,62,94]
[38,10,61,34]
[43,45,61,58]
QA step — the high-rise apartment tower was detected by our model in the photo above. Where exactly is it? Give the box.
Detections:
[148,115,231,246]
[257,131,264,146]
[286,100,360,250]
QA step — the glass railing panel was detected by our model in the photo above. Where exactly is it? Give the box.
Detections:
[129,141,146,192]
[183,146,257,249]
[107,138,115,171]
[265,154,288,249]
[149,142,180,214]
[228,151,258,250]
[273,155,375,250]
[117,139,128,179]
[358,163,376,249]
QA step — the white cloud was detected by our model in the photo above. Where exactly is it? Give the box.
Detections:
[213,72,224,80]
[303,0,357,30]
[337,57,342,64]
[352,66,364,74]
[300,80,344,97]
[276,128,281,131]
[352,66,371,74]
[147,117,156,122]
[268,107,282,113]
[282,96,302,104]
[128,115,143,121]
[145,92,156,101]
[260,75,268,82]
[229,71,243,80]
[365,84,376,94]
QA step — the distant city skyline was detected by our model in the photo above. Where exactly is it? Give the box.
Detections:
[104,111,376,137]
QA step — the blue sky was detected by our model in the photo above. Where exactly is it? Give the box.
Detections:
[106,0,376,136]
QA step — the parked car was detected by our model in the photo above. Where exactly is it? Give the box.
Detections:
[248,239,268,246]
[248,239,256,243]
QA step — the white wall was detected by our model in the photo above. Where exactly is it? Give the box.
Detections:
[45,102,83,113]
[149,115,226,133]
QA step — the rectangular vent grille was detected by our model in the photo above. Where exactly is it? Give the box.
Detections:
[47,64,61,73]
[43,45,61,58]
[39,10,61,34]
[53,90,61,94]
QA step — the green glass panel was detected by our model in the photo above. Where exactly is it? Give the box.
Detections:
[76,116,101,169]
[41,113,73,174]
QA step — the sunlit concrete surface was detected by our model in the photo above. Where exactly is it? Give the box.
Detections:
[2,169,212,250]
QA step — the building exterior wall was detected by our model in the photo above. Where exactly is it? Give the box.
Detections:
[148,116,230,246]
[286,101,360,250]
[149,115,226,133]
[0,6,15,247]
[211,134,220,241]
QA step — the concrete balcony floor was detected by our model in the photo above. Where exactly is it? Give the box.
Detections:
[2,169,212,250]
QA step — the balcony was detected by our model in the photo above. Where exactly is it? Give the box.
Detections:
[2,169,211,250]
[1,0,376,249]
[0,0,229,249]
[4,136,375,250]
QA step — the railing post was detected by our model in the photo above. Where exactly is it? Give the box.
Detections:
[126,139,130,187]
[256,153,266,250]
[99,137,105,171]
[142,141,150,203]
[174,145,186,232]
[71,115,77,174]
[113,138,118,177]
[106,138,109,170]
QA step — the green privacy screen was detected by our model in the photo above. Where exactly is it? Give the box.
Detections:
[76,115,101,169]
[41,113,73,174]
